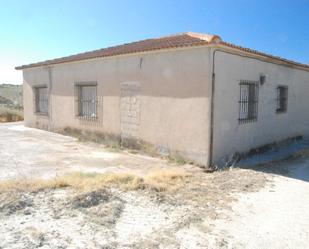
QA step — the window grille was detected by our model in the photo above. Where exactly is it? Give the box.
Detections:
[35,86,48,114]
[239,81,259,124]
[276,86,288,113]
[76,85,97,118]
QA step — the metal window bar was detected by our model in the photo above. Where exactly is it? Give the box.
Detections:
[35,87,48,114]
[239,81,259,124]
[76,85,98,119]
[276,86,288,113]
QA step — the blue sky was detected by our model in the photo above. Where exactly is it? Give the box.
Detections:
[1,0,309,84]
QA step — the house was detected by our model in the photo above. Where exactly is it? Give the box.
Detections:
[16,32,309,167]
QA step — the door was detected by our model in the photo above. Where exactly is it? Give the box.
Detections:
[120,82,140,140]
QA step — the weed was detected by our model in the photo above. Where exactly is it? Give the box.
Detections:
[168,152,187,165]
[59,127,194,165]
[60,127,121,150]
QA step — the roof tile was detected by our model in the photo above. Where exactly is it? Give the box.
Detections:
[15,32,309,70]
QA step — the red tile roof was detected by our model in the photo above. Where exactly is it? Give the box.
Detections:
[219,41,309,70]
[15,32,309,70]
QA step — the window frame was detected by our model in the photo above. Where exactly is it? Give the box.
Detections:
[276,85,288,114]
[75,82,98,119]
[238,81,259,124]
[34,85,49,115]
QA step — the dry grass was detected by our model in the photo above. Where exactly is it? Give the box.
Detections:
[0,108,23,122]
[143,169,190,191]
[0,169,191,193]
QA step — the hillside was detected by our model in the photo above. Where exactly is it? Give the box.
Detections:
[0,84,23,109]
[0,84,23,122]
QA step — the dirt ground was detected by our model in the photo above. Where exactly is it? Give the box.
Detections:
[0,123,309,249]
[0,169,269,249]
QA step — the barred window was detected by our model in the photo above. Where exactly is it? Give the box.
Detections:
[276,86,288,113]
[35,86,48,114]
[239,81,259,124]
[76,84,97,118]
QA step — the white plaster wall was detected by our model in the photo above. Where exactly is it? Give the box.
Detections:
[23,67,51,129]
[23,46,212,165]
[212,50,309,165]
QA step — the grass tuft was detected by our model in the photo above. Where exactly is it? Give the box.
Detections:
[0,169,191,193]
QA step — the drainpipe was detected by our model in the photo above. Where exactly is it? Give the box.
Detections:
[208,48,255,168]
[208,48,260,168]
[208,48,218,168]
[47,66,53,131]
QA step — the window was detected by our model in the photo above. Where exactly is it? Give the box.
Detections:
[239,81,259,124]
[276,86,288,113]
[76,84,97,118]
[35,86,48,114]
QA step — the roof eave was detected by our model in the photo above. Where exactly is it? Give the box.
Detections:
[15,42,211,70]
[210,42,309,72]
[15,36,309,72]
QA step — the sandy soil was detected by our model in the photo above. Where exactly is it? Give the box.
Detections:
[206,159,309,249]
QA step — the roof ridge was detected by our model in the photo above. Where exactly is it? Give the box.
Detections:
[155,32,221,43]
[154,32,194,39]
[185,32,219,39]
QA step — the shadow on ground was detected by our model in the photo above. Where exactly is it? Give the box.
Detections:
[236,138,309,183]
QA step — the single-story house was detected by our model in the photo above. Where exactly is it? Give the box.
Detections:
[16,32,309,167]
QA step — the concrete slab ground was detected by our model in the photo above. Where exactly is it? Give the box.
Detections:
[0,122,186,180]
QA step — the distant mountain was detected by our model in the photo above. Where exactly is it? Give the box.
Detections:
[0,84,23,109]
